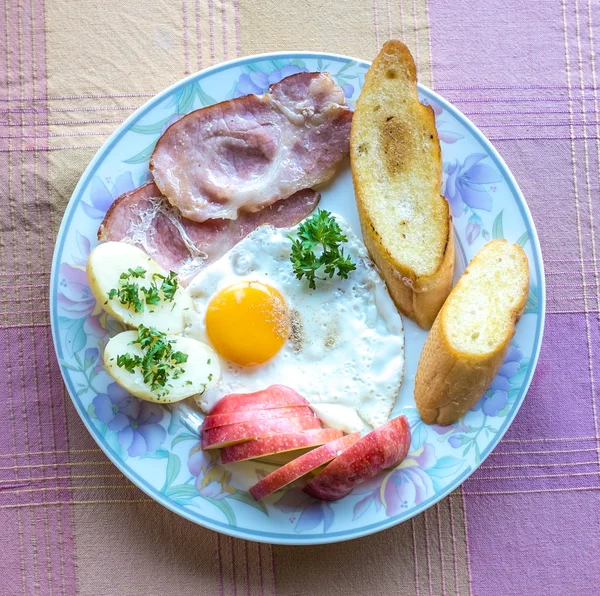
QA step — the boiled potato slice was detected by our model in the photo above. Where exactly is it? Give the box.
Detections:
[104,330,221,403]
[87,242,193,334]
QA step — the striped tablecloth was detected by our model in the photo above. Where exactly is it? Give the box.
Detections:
[1,1,598,594]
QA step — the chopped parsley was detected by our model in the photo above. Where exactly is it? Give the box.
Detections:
[154,271,179,301]
[107,268,180,313]
[108,277,144,313]
[116,325,188,396]
[116,353,141,373]
[289,210,356,290]
[127,266,146,279]
[141,283,160,306]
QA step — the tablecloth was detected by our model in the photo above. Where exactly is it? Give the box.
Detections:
[1,1,598,594]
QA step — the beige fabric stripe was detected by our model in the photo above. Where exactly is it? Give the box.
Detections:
[49,497,460,596]
[412,492,472,596]
[220,539,271,596]
[442,494,471,595]
[268,491,470,596]
[413,509,434,595]
[194,0,239,69]
[44,0,189,238]
[273,519,417,595]
[219,535,277,596]
[72,501,224,596]
[220,534,235,596]
[238,0,432,84]
[238,0,378,62]
[45,0,187,97]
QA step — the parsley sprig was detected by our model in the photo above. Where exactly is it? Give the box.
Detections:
[154,271,178,301]
[116,325,188,396]
[289,210,356,290]
[107,268,179,313]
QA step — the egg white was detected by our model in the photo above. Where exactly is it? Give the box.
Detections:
[185,214,405,431]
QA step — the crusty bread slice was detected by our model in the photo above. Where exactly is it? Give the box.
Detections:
[414,240,530,425]
[351,40,454,329]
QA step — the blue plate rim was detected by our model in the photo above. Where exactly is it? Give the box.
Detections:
[50,51,546,545]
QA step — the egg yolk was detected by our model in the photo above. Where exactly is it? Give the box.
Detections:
[205,281,290,366]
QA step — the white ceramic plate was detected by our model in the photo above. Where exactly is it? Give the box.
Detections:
[50,52,545,544]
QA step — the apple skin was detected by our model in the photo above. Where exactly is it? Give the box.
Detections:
[249,433,361,500]
[303,416,411,501]
[220,428,344,464]
[202,415,323,449]
[202,406,314,430]
[208,385,309,416]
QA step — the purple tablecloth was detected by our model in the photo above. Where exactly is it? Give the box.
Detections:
[1,1,598,594]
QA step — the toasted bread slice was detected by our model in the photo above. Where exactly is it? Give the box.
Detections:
[414,240,530,425]
[351,40,454,329]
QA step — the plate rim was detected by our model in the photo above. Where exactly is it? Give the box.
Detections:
[49,50,546,545]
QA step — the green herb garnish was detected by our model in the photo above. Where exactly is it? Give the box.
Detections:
[108,273,145,313]
[289,210,356,290]
[171,351,188,364]
[153,271,179,301]
[116,353,142,373]
[108,268,179,312]
[127,266,146,279]
[141,283,161,306]
[115,325,189,396]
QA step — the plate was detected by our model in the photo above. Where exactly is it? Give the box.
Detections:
[50,52,545,545]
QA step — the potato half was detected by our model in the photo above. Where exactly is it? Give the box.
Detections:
[104,330,221,403]
[87,242,194,334]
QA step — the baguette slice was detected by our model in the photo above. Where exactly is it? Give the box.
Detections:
[351,40,454,329]
[414,240,530,425]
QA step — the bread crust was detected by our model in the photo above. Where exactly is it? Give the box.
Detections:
[351,40,454,329]
[358,203,454,329]
[414,240,530,425]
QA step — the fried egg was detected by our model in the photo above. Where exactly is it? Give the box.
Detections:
[185,214,405,432]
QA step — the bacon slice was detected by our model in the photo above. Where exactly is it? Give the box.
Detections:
[149,72,352,222]
[97,183,319,284]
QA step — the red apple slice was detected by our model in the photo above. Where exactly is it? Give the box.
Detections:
[202,405,315,430]
[249,433,361,500]
[220,428,344,464]
[208,385,309,416]
[202,415,322,449]
[303,416,411,501]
